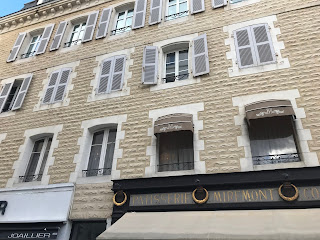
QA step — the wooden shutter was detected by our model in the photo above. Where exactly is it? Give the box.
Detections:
[0,83,13,113]
[50,21,67,51]
[212,0,227,8]
[234,26,257,68]
[12,74,33,111]
[142,46,158,84]
[36,24,55,55]
[192,34,210,77]
[191,0,205,14]
[149,0,162,25]
[7,32,26,62]
[54,68,71,102]
[96,8,112,39]
[111,55,126,91]
[251,24,276,65]
[43,70,60,104]
[97,58,114,94]
[133,0,147,29]
[83,11,99,43]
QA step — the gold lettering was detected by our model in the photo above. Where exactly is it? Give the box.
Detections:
[234,191,240,202]
[213,192,222,202]
[259,189,268,201]
[168,193,172,204]
[140,196,144,205]
[161,194,167,203]
[242,190,251,201]
[154,194,160,204]
[227,191,233,202]
[268,189,274,201]
[145,195,148,205]
[223,191,226,202]
[174,193,180,204]
[311,188,320,199]
[185,192,188,204]
[150,194,153,204]
[251,190,259,201]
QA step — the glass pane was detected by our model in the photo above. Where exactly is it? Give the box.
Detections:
[92,131,104,145]
[166,62,175,74]
[125,17,133,27]
[27,43,35,54]
[25,153,40,181]
[73,24,81,32]
[38,138,52,177]
[107,129,117,143]
[168,5,177,15]
[80,22,86,31]
[169,0,177,5]
[70,32,77,42]
[179,50,188,60]
[165,73,176,83]
[103,143,115,175]
[166,52,175,63]
[78,30,85,43]
[179,2,188,13]
[33,139,45,153]
[179,59,188,72]
[127,9,134,17]
[87,145,102,176]
[178,70,188,80]
[30,36,39,43]
[117,11,125,20]
[116,19,125,29]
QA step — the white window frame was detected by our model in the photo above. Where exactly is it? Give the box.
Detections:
[112,8,134,35]
[67,22,87,47]
[164,49,189,83]
[165,0,189,21]
[24,34,42,58]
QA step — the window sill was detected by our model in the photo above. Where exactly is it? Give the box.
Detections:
[59,43,82,54]
[12,55,36,65]
[12,180,43,188]
[0,111,16,118]
[87,87,130,102]
[226,0,261,10]
[34,100,68,112]
[107,30,134,41]
[159,15,194,29]
[253,161,305,171]
[148,169,196,178]
[76,175,112,184]
[150,77,200,92]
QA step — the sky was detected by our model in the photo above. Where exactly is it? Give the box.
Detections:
[0,0,31,17]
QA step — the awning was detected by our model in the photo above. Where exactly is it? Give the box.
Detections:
[98,210,320,240]
[154,113,193,135]
[245,99,295,121]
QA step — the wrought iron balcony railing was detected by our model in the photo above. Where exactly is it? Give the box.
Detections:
[165,11,189,21]
[111,26,132,36]
[158,161,194,172]
[19,174,43,183]
[64,40,81,48]
[162,73,189,83]
[21,51,36,59]
[253,153,300,165]
[82,168,111,177]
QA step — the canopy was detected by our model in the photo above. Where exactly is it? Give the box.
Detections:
[154,113,193,135]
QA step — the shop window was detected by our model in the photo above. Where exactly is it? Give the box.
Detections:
[165,0,189,21]
[70,221,107,240]
[111,6,134,35]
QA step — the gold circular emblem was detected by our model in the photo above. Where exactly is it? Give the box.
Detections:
[113,191,127,206]
[278,184,299,202]
[192,187,209,204]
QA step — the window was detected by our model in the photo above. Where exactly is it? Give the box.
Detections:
[65,22,86,47]
[165,49,188,83]
[230,0,245,3]
[166,0,189,21]
[70,221,107,240]
[83,129,116,177]
[22,34,42,58]
[112,9,134,35]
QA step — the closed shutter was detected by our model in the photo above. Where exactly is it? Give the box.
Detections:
[149,0,162,25]
[96,8,112,39]
[132,0,147,29]
[7,32,26,62]
[191,0,205,14]
[50,21,67,51]
[234,26,257,68]
[83,11,99,43]
[0,83,13,113]
[97,58,114,94]
[142,46,158,84]
[111,55,126,91]
[12,74,33,111]
[43,70,60,104]
[212,0,227,8]
[251,24,276,65]
[54,68,71,102]
[36,24,55,55]
[192,34,210,77]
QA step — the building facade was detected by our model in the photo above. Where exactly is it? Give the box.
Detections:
[0,0,320,239]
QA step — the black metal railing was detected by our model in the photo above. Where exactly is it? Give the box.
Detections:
[165,11,189,21]
[253,153,300,165]
[111,26,131,36]
[19,174,43,183]
[158,161,194,172]
[21,51,36,59]
[82,168,111,177]
[64,40,81,48]
[162,73,189,83]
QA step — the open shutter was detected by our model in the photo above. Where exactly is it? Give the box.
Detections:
[11,74,33,111]
[96,8,112,39]
[132,0,147,29]
[234,26,257,68]
[149,0,162,25]
[142,46,158,84]
[212,0,227,8]
[83,11,99,43]
[97,58,114,94]
[251,24,276,65]
[111,55,126,91]
[191,0,205,14]
[36,24,55,55]
[43,70,60,104]
[54,68,71,102]
[0,83,13,113]
[192,34,210,77]
[7,32,26,62]
[50,21,67,51]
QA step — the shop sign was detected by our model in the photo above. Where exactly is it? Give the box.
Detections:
[0,201,7,215]
[0,229,58,239]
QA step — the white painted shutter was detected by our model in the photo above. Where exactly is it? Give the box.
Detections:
[111,55,126,91]
[43,70,60,104]
[149,0,162,25]
[212,0,227,8]
[54,68,71,102]
[7,32,26,62]
[96,8,112,39]
[191,0,205,14]
[192,34,210,77]
[0,83,13,113]
[133,0,147,29]
[83,11,99,43]
[12,74,33,111]
[97,58,114,94]
[251,24,276,65]
[50,21,67,51]
[36,24,55,55]
[234,26,257,68]
[142,46,158,84]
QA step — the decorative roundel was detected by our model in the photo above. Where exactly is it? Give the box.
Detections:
[278,183,299,202]
[192,187,209,204]
[113,191,127,206]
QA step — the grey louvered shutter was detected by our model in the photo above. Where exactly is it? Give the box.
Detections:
[212,0,227,8]
[0,83,13,113]
[50,21,67,51]
[191,0,205,14]
[54,68,71,102]
[234,26,257,68]
[142,46,158,84]
[83,11,99,43]
[192,34,210,77]
[149,0,162,25]
[111,55,126,91]
[36,24,55,55]
[12,74,33,111]
[96,8,112,39]
[251,24,276,65]
[132,0,147,29]
[43,70,60,104]
[7,32,26,62]
[97,58,114,94]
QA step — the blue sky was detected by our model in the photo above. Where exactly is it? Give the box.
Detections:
[0,0,31,17]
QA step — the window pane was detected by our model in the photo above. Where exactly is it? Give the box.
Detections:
[117,11,125,20]
[80,23,87,31]
[179,2,188,13]
[73,24,81,32]
[33,139,45,153]
[166,52,175,63]
[168,5,177,15]
[70,222,107,240]
[125,17,133,27]
[166,62,175,74]
[116,19,125,29]
[179,59,188,72]
[179,50,188,60]
[103,143,115,175]
[38,138,52,178]
[87,145,102,176]
[92,131,104,145]
[25,153,40,181]
[107,129,117,143]
[127,9,134,17]
[169,0,177,5]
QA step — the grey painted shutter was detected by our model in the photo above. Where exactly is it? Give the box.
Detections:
[111,55,126,91]
[36,24,55,55]
[97,58,114,94]
[142,46,158,84]
[132,0,147,29]
[43,70,60,104]
[251,24,276,65]
[83,11,99,43]
[149,0,162,25]
[96,8,112,39]
[50,21,67,51]
[54,68,71,102]
[192,34,210,77]
[191,0,205,14]
[7,32,26,62]
[212,0,227,8]
[0,83,13,113]
[12,74,33,111]
[234,26,257,68]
